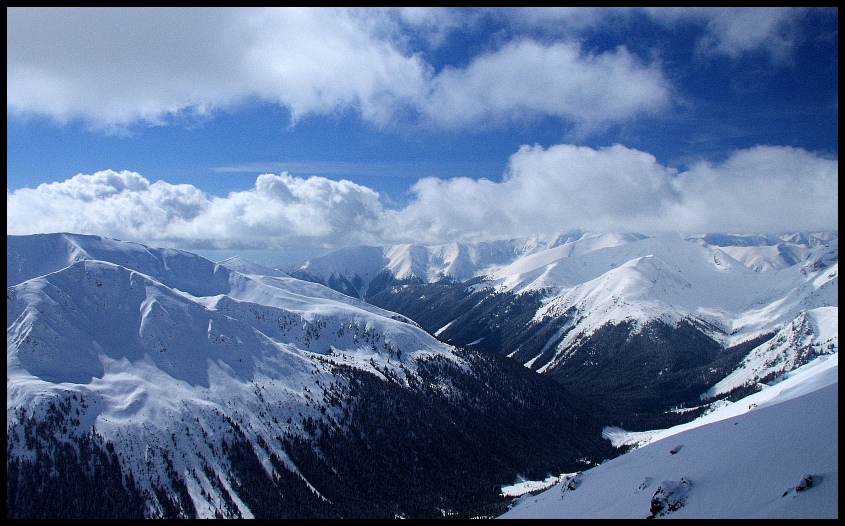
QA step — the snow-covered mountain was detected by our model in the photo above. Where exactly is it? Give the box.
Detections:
[7,232,838,518]
[285,231,648,300]
[287,231,837,429]
[490,234,837,367]
[7,233,616,519]
[499,353,838,519]
[288,231,836,341]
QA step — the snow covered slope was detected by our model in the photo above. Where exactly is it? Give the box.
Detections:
[500,354,838,519]
[515,235,837,372]
[286,232,836,345]
[6,235,452,516]
[703,306,838,397]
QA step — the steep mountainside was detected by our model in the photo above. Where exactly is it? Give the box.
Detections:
[7,233,616,519]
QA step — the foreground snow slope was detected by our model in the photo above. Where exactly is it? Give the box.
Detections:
[500,354,838,519]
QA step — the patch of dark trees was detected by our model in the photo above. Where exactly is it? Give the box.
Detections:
[278,346,617,518]
[6,346,617,519]
[543,321,775,431]
[362,278,780,431]
[6,396,148,519]
[287,269,420,301]
[219,417,334,518]
[367,277,549,356]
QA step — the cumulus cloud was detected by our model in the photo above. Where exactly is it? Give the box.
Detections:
[8,146,837,253]
[387,144,681,242]
[7,7,669,132]
[387,143,837,242]
[7,170,385,250]
[667,146,839,233]
[6,171,210,243]
[193,173,385,247]
[422,40,669,130]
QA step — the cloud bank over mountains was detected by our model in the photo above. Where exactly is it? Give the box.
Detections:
[8,143,837,252]
[7,8,837,255]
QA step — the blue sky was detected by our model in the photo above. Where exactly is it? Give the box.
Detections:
[7,8,839,264]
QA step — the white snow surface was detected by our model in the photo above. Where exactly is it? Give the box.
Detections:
[304,232,837,390]
[500,353,838,519]
[704,306,838,397]
[289,232,643,291]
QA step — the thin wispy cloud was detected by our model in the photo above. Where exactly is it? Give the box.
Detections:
[645,7,807,63]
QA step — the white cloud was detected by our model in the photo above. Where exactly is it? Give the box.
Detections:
[667,146,839,233]
[388,144,681,241]
[423,40,670,131]
[192,173,385,247]
[6,171,208,244]
[697,8,803,62]
[10,146,834,253]
[6,8,246,128]
[388,143,837,242]
[645,7,806,63]
[6,7,430,129]
[360,7,480,50]
[7,7,669,131]
[238,8,433,127]
[6,170,385,251]
[7,7,818,132]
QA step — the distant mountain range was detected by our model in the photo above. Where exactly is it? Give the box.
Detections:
[7,231,837,518]
[287,231,837,428]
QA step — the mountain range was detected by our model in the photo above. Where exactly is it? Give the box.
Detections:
[7,233,616,518]
[7,230,837,518]
[287,231,837,428]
